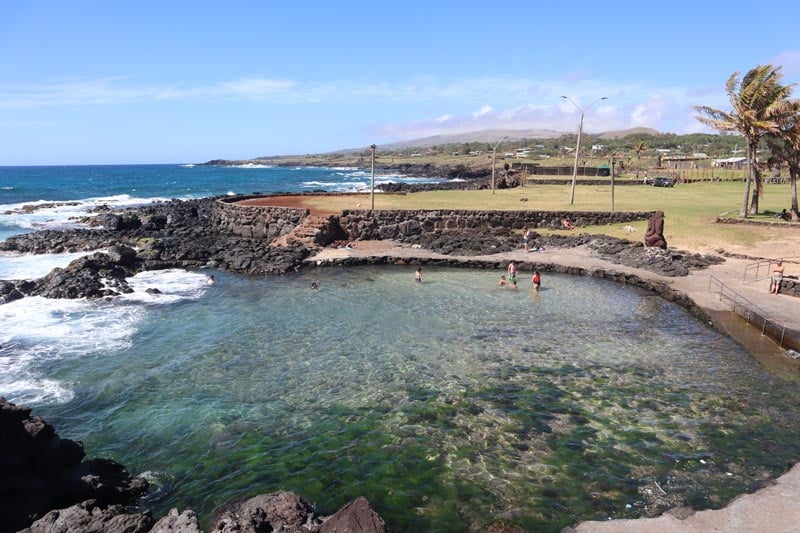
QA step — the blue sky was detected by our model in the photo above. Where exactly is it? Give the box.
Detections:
[2,1,799,165]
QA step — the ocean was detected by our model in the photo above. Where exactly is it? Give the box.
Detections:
[0,163,446,242]
[3,164,800,530]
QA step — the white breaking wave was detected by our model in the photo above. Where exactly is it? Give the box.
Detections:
[0,269,210,406]
[228,163,274,169]
[0,251,98,280]
[0,194,176,233]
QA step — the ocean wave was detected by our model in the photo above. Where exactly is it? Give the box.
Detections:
[0,194,179,233]
[228,163,274,169]
[123,269,211,305]
[0,269,210,406]
[181,164,195,168]
[0,296,142,405]
[0,250,97,280]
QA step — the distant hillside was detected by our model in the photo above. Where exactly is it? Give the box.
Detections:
[332,127,662,153]
[251,127,664,160]
[595,127,660,140]
[378,128,563,150]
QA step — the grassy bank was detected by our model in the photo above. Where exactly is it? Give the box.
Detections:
[299,181,798,254]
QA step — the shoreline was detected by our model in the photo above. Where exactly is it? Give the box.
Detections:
[3,195,800,531]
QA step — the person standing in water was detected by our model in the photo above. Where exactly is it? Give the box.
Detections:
[506,261,518,289]
[530,271,541,291]
[415,267,422,283]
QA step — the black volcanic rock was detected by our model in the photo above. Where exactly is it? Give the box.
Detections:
[0,398,148,532]
[20,500,154,533]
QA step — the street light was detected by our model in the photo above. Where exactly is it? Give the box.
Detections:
[491,136,508,195]
[561,96,607,205]
[370,144,377,210]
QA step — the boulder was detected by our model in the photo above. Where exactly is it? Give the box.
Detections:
[0,398,148,532]
[212,491,320,532]
[150,508,203,533]
[320,497,385,533]
[19,500,154,533]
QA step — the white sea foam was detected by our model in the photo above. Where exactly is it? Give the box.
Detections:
[229,163,274,169]
[124,269,210,304]
[0,268,210,406]
[0,251,97,280]
[181,164,195,168]
[0,194,176,233]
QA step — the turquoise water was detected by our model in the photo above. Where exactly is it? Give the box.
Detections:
[18,265,800,531]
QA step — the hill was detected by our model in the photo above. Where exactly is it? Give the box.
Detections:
[299,127,662,156]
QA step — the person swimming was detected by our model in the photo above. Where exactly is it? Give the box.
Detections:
[207,275,215,285]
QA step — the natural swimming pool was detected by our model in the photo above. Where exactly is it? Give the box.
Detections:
[10,265,800,531]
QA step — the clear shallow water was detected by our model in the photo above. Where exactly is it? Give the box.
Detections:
[5,266,800,531]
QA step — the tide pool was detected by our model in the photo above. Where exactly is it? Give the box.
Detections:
[4,265,800,531]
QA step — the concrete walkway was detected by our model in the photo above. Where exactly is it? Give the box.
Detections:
[308,240,800,532]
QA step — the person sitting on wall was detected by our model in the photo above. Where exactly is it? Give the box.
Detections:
[561,219,575,230]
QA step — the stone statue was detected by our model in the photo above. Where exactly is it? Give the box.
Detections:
[644,210,667,249]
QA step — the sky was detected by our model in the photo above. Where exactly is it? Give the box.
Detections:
[2,1,800,165]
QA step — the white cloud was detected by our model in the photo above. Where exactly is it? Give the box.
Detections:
[472,105,494,118]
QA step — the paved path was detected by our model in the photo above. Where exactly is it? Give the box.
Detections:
[309,241,800,532]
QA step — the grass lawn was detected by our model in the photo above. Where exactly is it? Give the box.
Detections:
[300,181,798,253]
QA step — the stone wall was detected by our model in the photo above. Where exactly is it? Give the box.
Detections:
[338,209,653,241]
[211,198,309,239]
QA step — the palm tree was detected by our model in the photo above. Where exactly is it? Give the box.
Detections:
[633,141,647,161]
[766,106,800,221]
[694,65,795,217]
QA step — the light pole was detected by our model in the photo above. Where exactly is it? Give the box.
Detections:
[610,152,616,212]
[561,96,607,205]
[491,136,508,195]
[370,144,376,210]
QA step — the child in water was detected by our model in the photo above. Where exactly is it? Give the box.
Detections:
[531,271,541,291]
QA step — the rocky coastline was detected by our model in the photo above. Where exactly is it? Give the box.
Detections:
[0,398,385,533]
[0,195,771,532]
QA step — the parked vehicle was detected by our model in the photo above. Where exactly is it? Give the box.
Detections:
[652,176,676,187]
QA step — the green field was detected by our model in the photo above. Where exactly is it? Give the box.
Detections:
[302,180,797,253]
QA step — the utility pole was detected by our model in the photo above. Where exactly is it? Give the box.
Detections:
[491,136,508,195]
[610,153,616,212]
[370,144,376,210]
[561,96,607,205]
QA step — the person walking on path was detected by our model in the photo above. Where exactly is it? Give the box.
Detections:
[770,260,785,294]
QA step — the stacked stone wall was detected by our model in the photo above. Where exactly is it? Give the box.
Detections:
[338,209,653,241]
[211,198,309,239]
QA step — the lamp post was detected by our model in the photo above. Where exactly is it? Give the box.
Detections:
[370,144,376,210]
[561,96,607,205]
[491,136,508,195]
[610,152,616,212]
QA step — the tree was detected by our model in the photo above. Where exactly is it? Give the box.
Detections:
[633,141,647,161]
[462,143,471,155]
[765,106,800,221]
[694,65,796,217]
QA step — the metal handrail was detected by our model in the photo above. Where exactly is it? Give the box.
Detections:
[709,275,788,348]
[743,255,800,284]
